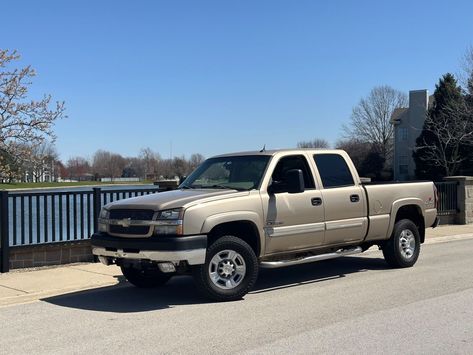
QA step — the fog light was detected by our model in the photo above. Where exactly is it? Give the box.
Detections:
[158,262,176,273]
[98,223,107,232]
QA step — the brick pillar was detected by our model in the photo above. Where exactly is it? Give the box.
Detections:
[444,176,473,224]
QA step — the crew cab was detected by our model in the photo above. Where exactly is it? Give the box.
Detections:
[91,149,439,301]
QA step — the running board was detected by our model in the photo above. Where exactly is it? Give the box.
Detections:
[260,246,363,269]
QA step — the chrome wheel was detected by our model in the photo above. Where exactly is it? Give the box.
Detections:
[208,249,246,290]
[399,229,416,259]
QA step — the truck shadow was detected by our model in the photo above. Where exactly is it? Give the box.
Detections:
[42,256,388,313]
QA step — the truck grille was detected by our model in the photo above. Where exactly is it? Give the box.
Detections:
[109,225,150,235]
[109,209,155,220]
[108,209,155,236]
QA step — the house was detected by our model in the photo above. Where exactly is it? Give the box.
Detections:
[391,89,433,181]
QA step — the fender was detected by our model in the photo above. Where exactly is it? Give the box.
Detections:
[200,211,265,253]
[386,198,424,238]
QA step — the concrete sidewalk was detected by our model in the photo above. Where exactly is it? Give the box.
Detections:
[0,224,472,308]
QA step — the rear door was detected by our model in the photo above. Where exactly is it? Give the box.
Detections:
[313,153,368,245]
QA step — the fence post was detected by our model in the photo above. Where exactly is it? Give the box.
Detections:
[1,191,10,273]
[92,187,101,233]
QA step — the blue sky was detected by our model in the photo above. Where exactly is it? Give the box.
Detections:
[2,0,473,161]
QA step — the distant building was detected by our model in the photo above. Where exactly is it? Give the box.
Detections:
[391,90,433,181]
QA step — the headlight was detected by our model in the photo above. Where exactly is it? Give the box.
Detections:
[99,208,109,219]
[154,208,183,235]
[98,208,109,232]
[157,208,183,220]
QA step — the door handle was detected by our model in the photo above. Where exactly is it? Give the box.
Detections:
[350,194,360,203]
[311,197,322,206]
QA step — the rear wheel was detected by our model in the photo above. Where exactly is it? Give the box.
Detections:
[121,265,172,288]
[193,236,259,301]
[382,219,420,268]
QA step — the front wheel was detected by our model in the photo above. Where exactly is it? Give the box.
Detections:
[121,265,172,288]
[382,219,421,268]
[193,236,259,301]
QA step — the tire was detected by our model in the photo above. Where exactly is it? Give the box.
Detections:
[193,236,259,302]
[382,219,421,268]
[121,265,172,288]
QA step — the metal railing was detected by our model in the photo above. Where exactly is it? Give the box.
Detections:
[434,181,458,216]
[0,187,163,272]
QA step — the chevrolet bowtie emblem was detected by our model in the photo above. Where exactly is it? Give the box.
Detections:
[117,218,132,228]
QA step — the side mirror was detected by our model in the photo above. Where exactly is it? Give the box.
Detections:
[285,169,305,193]
[268,169,305,194]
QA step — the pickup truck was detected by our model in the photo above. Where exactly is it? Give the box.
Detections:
[91,149,439,301]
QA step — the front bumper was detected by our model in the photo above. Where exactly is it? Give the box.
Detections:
[91,232,207,265]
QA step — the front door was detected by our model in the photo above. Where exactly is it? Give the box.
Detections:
[262,155,325,254]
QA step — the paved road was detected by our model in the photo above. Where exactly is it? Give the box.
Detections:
[1,238,473,354]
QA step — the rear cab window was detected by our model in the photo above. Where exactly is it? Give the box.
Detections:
[313,154,354,188]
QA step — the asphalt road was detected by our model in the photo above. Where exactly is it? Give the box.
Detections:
[1,238,473,354]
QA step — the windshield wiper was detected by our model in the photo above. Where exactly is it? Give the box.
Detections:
[201,184,246,191]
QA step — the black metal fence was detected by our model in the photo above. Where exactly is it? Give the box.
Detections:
[434,181,458,216]
[0,187,162,272]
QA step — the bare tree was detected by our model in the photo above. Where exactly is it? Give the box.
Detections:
[139,147,160,180]
[172,156,188,178]
[343,86,407,161]
[188,153,205,171]
[92,150,126,179]
[297,138,330,149]
[0,49,66,169]
[460,45,473,87]
[415,101,473,176]
[66,157,91,180]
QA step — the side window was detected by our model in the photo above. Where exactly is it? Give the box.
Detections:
[271,155,315,189]
[313,154,354,188]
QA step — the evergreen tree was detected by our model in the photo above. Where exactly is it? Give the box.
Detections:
[413,74,467,180]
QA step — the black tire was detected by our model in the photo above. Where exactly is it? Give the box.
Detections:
[121,265,172,288]
[382,219,421,268]
[193,236,259,302]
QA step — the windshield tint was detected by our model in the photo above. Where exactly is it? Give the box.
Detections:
[181,155,270,191]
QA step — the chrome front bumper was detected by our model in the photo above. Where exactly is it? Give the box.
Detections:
[91,232,207,266]
[92,247,206,265]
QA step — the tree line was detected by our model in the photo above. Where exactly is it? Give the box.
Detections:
[64,149,204,181]
[299,46,473,181]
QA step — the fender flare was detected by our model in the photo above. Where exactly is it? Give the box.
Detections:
[200,211,264,254]
[386,198,424,238]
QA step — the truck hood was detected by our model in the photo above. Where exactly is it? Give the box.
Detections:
[105,188,250,211]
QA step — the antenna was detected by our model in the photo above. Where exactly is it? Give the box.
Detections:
[259,144,266,153]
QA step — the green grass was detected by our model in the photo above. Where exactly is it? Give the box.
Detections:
[0,181,153,190]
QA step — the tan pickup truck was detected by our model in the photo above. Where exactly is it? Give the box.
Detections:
[91,149,439,301]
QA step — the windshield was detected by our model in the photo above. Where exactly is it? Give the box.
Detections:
[180,155,270,191]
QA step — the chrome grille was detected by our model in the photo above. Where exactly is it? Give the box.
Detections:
[108,209,155,236]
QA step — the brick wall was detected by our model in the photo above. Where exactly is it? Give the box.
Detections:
[9,240,93,270]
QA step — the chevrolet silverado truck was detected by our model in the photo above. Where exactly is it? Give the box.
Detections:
[91,149,439,301]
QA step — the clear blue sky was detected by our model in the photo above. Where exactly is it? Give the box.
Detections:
[3,0,473,161]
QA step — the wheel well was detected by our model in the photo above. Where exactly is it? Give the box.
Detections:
[208,221,261,256]
[395,205,425,243]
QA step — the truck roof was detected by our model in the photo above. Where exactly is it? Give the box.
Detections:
[212,148,346,158]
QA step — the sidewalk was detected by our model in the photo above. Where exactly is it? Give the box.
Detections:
[0,224,472,308]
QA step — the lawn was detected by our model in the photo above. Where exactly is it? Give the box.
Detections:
[0,181,153,190]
